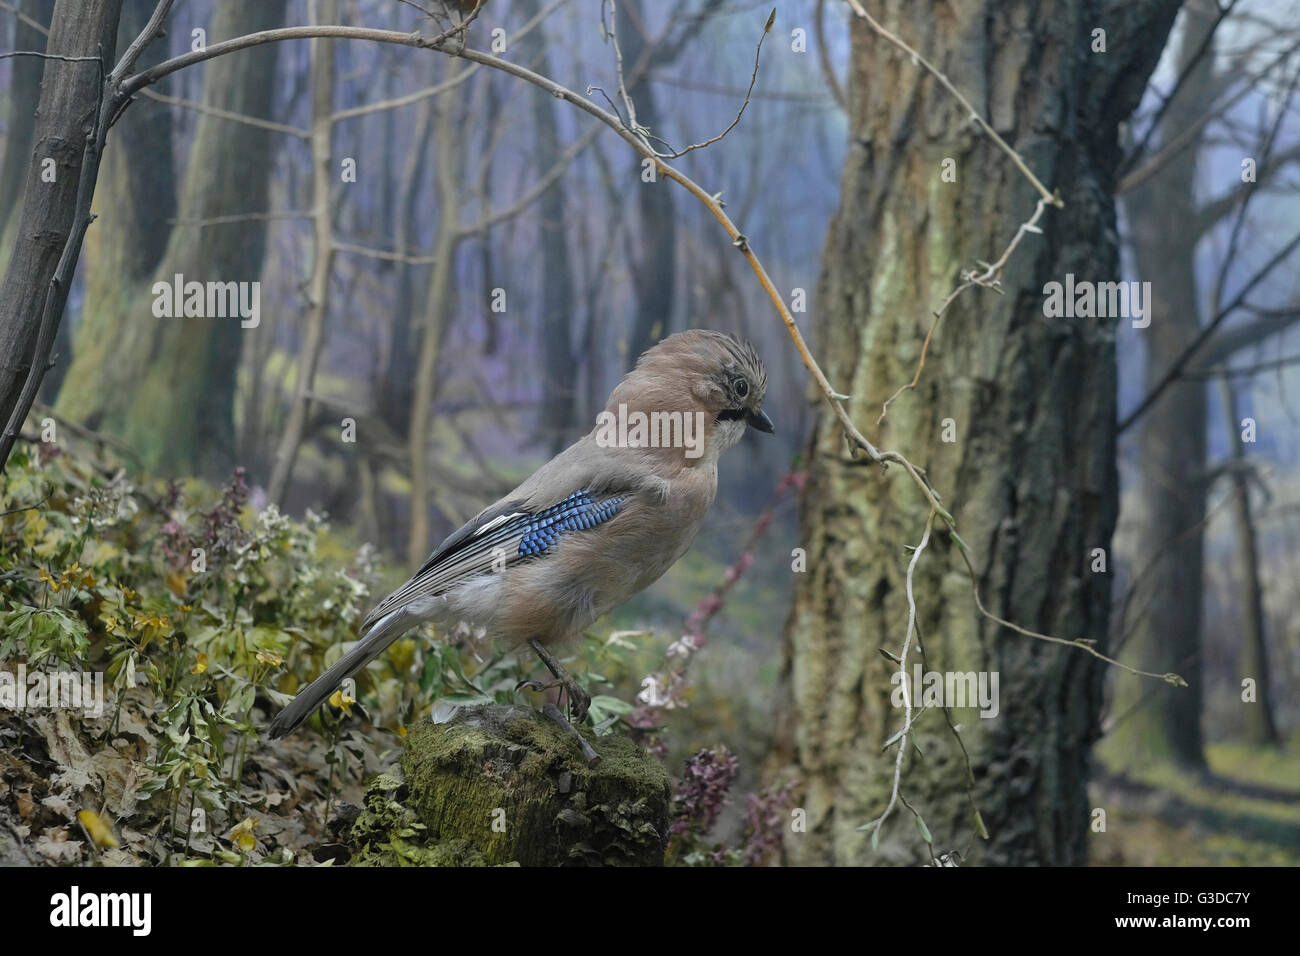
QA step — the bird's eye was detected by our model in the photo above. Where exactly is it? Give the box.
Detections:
[734,378,749,399]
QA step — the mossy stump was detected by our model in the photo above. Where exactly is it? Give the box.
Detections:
[347,704,671,866]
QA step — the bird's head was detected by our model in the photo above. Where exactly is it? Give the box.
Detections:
[604,329,772,462]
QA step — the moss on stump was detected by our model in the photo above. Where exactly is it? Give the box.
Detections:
[347,704,671,866]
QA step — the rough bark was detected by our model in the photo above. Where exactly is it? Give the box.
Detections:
[1107,7,1216,771]
[0,0,57,254]
[54,0,287,477]
[36,0,175,406]
[0,0,122,454]
[777,0,1179,866]
[345,705,671,866]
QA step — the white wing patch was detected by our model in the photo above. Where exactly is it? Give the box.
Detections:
[473,511,527,537]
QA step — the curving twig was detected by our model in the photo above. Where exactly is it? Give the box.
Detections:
[877,196,1052,426]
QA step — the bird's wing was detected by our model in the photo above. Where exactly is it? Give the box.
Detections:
[361,488,628,631]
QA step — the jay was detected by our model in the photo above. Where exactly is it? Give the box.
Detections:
[268,329,772,739]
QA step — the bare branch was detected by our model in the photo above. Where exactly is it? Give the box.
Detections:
[877,197,1051,425]
[1118,36,1300,194]
[0,0,49,36]
[138,87,310,138]
[166,210,313,227]
[866,509,934,848]
[1119,229,1300,433]
[1187,351,1300,379]
[814,0,846,110]
[1118,0,1242,178]
[0,50,100,62]
[331,240,437,265]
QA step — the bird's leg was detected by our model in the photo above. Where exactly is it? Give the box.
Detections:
[520,640,598,768]
[542,703,600,769]
[528,638,591,724]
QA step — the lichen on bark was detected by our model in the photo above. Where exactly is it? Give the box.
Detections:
[346,705,671,866]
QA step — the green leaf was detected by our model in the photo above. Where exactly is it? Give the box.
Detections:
[589,694,633,715]
[915,815,932,844]
[973,810,989,840]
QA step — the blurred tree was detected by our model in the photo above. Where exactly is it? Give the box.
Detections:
[618,0,688,367]
[1219,376,1278,745]
[518,0,577,454]
[267,0,338,505]
[0,0,121,462]
[778,0,1178,865]
[55,0,287,477]
[1109,6,1217,771]
[42,0,176,409]
[0,0,55,256]
[1111,5,1299,763]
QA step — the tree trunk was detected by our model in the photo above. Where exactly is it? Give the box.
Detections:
[777,0,1179,866]
[517,0,577,454]
[38,0,176,407]
[1218,376,1278,745]
[54,0,287,477]
[619,0,676,367]
[1107,8,1216,771]
[267,0,338,505]
[0,0,122,453]
[407,59,465,567]
[0,0,57,255]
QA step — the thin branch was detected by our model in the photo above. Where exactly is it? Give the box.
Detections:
[877,196,1050,425]
[1186,352,1300,379]
[1119,228,1300,433]
[166,210,313,227]
[0,50,100,62]
[0,494,48,517]
[328,63,478,121]
[866,510,934,847]
[601,0,644,144]
[137,87,310,138]
[645,8,775,160]
[1194,303,1300,368]
[0,0,48,36]
[1118,0,1242,178]
[1208,59,1300,316]
[331,239,437,265]
[814,0,846,110]
[110,0,174,83]
[952,533,1185,685]
[460,123,604,236]
[1118,35,1300,194]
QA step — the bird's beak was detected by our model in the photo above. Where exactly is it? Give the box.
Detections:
[746,407,775,434]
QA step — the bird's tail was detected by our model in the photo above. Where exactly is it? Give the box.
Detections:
[266,606,419,739]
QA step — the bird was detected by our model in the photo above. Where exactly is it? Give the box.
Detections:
[268,329,773,739]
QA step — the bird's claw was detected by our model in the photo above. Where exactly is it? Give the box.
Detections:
[562,677,591,725]
[516,676,590,724]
